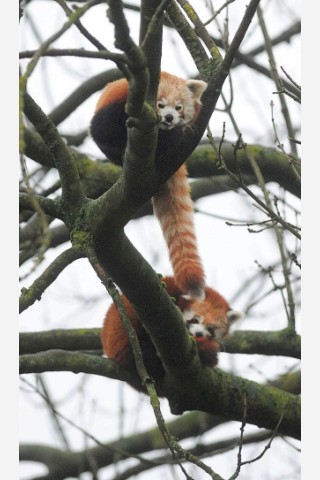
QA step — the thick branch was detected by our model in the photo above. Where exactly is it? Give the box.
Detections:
[24,128,55,167]
[19,328,300,360]
[19,193,61,218]
[23,138,300,208]
[19,350,134,385]
[19,429,278,480]
[152,0,262,182]
[49,69,123,126]
[165,1,214,76]
[19,409,225,480]
[225,329,300,359]
[19,345,300,441]
[19,328,101,354]
[187,142,301,198]
[23,93,85,211]
[91,233,300,439]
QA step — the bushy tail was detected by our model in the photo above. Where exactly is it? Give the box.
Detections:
[152,165,205,298]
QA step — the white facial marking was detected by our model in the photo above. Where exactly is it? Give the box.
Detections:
[182,309,196,322]
[158,106,182,129]
[157,97,185,130]
[188,323,208,337]
[182,310,214,339]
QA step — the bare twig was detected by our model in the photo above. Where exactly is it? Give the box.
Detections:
[257,5,298,157]
[204,0,236,26]
[19,245,86,313]
[207,127,301,239]
[228,394,248,479]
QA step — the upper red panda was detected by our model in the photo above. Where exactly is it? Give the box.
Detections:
[90,72,208,298]
[101,276,241,395]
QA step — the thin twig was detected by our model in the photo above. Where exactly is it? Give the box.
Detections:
[257,5,298,157]
[239,414,284,467]
[207,127,301,239]
[20,48,126,62]
[19,245,86,313]
[203,0,236,26]
[19,376,159,466]
[228,393,248,479]
[270,100,301,181]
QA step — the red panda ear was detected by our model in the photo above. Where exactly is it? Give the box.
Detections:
[185,79,208,100]
[227,310,243,324]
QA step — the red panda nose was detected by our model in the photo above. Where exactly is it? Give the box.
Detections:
[165,114,174,123]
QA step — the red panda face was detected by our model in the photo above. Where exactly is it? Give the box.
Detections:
[157,73,207,131]
[157,98,185,130]
[179,290,242,369]
[100,276,242,392]
[181,290,242,345]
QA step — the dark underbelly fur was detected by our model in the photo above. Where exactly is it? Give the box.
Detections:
[90,101,185,168]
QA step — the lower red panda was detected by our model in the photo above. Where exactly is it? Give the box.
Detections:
[90,72,208,298]
[101,276,241,395]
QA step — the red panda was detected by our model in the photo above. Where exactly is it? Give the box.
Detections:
[90,72,208,298]
[101,276,242,395]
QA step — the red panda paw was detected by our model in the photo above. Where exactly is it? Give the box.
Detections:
[194,336,220,368]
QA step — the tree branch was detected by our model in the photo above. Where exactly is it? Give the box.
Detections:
[23,93,85,211]
[19,318,301,441]
[19,350,134,384]
[19,193,61,218]
[19,246,86,313]
[187,141,301,198]
[19,327,301,360]
[19,429,279,480]
[49,69,123,126]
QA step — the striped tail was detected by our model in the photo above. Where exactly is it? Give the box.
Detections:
[152,164,205,298]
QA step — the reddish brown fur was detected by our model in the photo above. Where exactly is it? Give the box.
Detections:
[101,276,233,394]
[153,72,207,296]
[152,164,205,297]
[95,78,128,112]
[92,72,207,297]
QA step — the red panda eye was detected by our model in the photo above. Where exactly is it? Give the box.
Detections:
[206,326,216,336]
[158,102,165,109]
[175,105,182,111]
[187,316,201,324]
